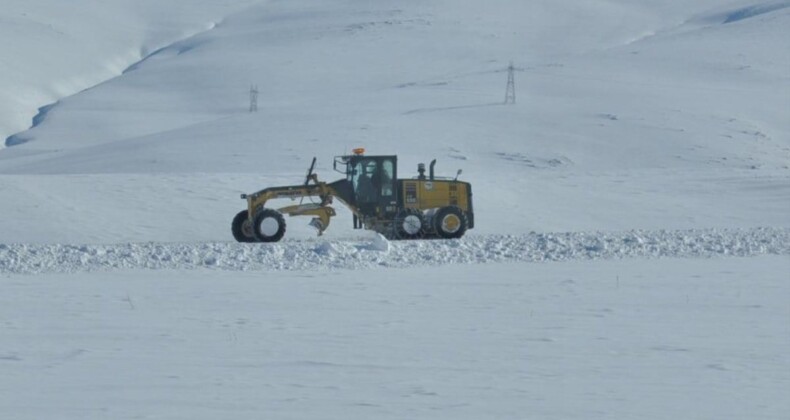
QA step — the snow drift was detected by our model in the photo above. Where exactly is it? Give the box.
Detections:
[2,227,787,275]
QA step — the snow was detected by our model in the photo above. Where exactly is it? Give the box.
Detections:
[1,227,787,275]
[368,233,391,253]
[0,1,258,145]
[0,0,789,418]
[1,257,788,419]
[0,0,787,244]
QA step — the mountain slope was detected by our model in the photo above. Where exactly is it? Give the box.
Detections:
[0,0,787,244]
[0,0,260,146]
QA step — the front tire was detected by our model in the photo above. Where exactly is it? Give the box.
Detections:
[232,210,257,243]
[252,208,287,242]
[433,206,467,239]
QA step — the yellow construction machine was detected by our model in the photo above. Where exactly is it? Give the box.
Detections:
[231,149,474,242]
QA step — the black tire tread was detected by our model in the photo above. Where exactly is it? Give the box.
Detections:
[232,210,257,243]
[393,208,426,240]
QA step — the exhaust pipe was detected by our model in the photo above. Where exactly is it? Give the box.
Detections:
[429,159,436,181]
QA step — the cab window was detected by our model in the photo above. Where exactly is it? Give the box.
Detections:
[353,159,377,203]
[381,159,394,197]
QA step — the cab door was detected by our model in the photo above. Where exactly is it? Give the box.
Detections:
[378,158,397,212]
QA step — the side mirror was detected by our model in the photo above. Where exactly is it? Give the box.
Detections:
[455,169,463,181]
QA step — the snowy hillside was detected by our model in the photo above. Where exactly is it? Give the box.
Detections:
[0,1,788,419]
[0,0,788,243]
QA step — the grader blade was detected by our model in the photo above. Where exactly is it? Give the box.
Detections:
[277,203,336,236]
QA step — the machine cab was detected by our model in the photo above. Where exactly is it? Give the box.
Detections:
[335,152,397,214]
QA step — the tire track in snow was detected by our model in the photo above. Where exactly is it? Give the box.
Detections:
[1,227,788,275]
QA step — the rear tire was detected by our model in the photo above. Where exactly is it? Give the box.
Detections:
[252,208,287,242]
[433,206,467,239]
[232,210,257,243]
[394,208,426,240]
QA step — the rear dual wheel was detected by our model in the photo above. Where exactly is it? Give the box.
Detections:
[394,208,426,239]
[434,206,467,239]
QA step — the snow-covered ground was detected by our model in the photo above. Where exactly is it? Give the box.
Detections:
[0,0,788,418]
[2,257,788,419]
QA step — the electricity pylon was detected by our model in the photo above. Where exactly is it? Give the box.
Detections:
[249,85,258,112]
[504,62,516,105]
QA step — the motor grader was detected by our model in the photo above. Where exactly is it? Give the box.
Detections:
[231,149,474,242]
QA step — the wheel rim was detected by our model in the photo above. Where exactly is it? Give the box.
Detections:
[441,214,461,234]
[241,220,254,238]
[258,217,280,237]
[402,215,422,235]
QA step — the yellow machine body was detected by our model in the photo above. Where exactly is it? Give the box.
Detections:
[232,154,473,242]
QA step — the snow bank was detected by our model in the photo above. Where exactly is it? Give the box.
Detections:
[1,227,787,275]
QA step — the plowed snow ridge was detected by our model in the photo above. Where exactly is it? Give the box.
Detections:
[1,228,788,275]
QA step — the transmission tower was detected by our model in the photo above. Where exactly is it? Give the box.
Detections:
[504,62,516,105]
[249,84,259,112]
